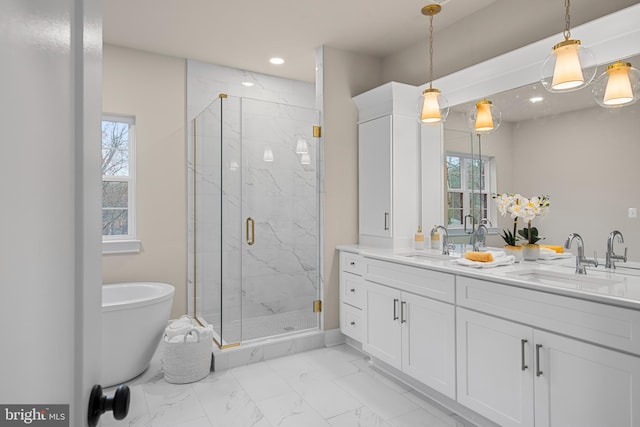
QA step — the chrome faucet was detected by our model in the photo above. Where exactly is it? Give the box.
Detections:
[564,233,598,274]
[436,225,450,255]
[474,224,488,251]
[605,230,627,269]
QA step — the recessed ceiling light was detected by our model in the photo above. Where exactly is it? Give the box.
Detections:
[529,96,544,103]
[269,57,285,65]
[242,81,254,87]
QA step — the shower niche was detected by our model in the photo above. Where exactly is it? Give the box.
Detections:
[190,95,321,347]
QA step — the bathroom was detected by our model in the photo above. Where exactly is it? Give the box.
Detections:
[3,0,640,426]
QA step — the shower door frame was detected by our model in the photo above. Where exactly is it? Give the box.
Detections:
[191,94,322,348]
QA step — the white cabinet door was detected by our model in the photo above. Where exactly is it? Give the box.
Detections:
[534,330,640,427]
[457,308,535,427]
[402,292,456,399]
[358,116,392,238]
[363,281,401,369]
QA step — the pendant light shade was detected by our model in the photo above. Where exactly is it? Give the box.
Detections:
[419,4,448,124]
[540,0,596,93]
[421,88,449,124]
[592,61,640,108]
[467,99,501,134]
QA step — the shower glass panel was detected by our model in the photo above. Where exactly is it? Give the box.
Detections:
[192,95,320,347]
[193,95,242,346]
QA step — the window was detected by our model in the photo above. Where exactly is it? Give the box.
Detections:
[102,114,138,252]
[446,153,495,228]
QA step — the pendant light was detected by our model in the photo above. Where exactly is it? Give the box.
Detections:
[592,60,640,108]
[540,0,596,93]
[420,4,449,124]
[467,99,502,134]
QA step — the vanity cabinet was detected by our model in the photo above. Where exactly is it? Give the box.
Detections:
[457,277,640,427]
[362,258,456,399]
[339,252,366,342]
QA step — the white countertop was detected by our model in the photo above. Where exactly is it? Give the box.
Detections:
[337,244,640,311]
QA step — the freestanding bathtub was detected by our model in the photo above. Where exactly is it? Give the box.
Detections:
[101,282,175,387]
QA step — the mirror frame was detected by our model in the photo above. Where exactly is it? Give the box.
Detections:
[420,3,640,230]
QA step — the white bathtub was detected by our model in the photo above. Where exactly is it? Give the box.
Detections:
[101,282,175,387]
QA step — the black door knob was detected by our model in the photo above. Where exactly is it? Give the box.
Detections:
[87,384,130,427]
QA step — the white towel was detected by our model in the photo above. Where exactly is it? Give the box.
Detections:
[164,316,195,339]
[455,254,516,268]
[538,248,573,260]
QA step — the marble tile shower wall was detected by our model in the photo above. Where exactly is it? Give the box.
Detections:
[187,60,318,335]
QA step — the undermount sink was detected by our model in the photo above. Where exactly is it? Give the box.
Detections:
[396,251,458,261]
[505,268,623,290]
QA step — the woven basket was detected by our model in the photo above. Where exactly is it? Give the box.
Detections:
[163,328,212,384]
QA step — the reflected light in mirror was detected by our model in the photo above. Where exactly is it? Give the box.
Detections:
[263,147,274,162]
[474,100,495,132]
[295,137,308,154]
[603,61,633,105]
[300,153,311,165]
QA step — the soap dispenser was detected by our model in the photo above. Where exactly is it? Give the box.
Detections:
[414,226,425,250]
[430,225,440,249]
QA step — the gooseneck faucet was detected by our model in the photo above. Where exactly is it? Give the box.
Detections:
[436,225,450,255]
[474,224,488,251]
[605,230,628,269]
[564,233,598,274]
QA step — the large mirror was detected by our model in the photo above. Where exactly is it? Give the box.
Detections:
[428,4,640,259]
[442,54,640,258]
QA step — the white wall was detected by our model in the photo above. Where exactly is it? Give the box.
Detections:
[321,46,383,329]
[102,45,187,319]
[511,103,640,259]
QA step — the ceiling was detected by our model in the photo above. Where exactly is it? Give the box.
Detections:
[103,0,639,84]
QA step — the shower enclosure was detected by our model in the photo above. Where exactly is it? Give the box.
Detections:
[190,95,320,347]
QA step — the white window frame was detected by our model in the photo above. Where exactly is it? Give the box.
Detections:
[446,152,496,231]
[101,113,140,254]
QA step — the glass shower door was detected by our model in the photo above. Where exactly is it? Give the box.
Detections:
[193,95,242,347]
[240,98,320,341]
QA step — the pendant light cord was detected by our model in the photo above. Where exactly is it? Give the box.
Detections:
[563,0,571,40]
[429,14,434,89]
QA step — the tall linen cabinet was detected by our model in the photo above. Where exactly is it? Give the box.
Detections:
[353,82,421,248]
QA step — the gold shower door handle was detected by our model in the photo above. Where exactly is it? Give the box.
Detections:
[246,217,255,245]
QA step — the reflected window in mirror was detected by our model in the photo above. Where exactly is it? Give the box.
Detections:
[446,153,495,228]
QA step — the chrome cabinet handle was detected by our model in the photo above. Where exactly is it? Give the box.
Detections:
[384,212,390,231]
[350,288,356,293]
[521,339,528,371]
[393,298,399,320]
[400,301,407,324]
[536,344,543,377]
[350,321,355,326]
[246,217,255,245]
[349,261,355,266]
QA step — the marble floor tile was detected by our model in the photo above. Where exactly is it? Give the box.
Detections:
[228,361,293,402]
[109,344,478,427]
[285,369,362,418]
[326,406,392,427]
[333,372,419,420]
[256,391,331,427]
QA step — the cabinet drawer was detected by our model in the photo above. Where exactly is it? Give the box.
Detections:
[341,271,365,309]
[364,258,455,303]
[341,303,364,342]
[341,251,365,275]
[457,276,640,355]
